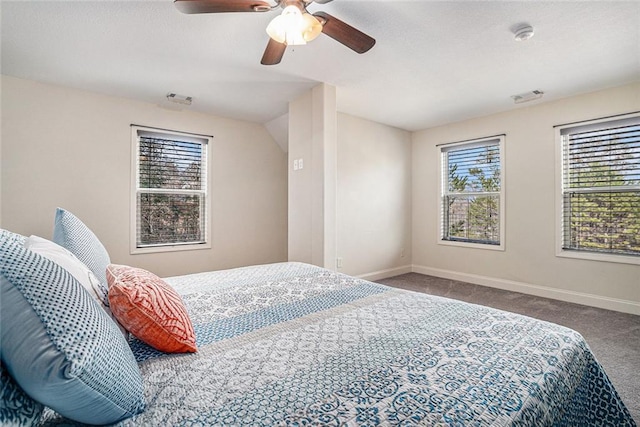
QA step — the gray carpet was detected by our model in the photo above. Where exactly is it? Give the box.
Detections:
[377,273,640,423]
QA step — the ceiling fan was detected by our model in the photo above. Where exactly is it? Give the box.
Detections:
[174,0,376,65]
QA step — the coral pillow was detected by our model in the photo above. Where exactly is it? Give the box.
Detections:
[106,264,197,353]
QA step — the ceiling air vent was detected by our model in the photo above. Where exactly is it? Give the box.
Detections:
[511,90,544,104]
[166,93,193,105]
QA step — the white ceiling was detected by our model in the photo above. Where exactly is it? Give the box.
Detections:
[1,1,639,132]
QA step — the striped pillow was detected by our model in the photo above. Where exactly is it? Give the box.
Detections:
[52,208,111,298]
[107,264,197,353]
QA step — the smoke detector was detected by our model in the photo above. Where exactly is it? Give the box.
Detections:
[513,24,534,41]
[511,90,544,104]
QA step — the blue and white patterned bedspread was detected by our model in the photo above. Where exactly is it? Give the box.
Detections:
[42,262,635,426]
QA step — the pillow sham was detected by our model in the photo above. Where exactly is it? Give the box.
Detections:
[0,363,43,427]
[52,207,111,296]
[24,235,128,339]
[0,230,145,425]
[107,264,197,353]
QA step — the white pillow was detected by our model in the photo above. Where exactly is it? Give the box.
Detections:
[24,235,128,339]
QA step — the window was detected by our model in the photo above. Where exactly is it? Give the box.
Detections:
[439,135,505,250]
[557,113,640,264]
[130,125,211,254]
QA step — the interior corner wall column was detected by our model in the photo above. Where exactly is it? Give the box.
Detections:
[288,83,338,270]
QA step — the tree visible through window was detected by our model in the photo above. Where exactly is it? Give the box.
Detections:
[560,115,640,258]
[132,126,210,252]
[440,136,504,248]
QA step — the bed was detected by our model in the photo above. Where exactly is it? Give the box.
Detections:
[0,212,635,427]
[34,262,634,426]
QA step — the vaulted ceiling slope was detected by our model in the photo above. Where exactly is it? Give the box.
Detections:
[1,1,639,131]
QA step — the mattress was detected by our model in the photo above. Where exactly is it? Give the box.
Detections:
[41,262,634,426]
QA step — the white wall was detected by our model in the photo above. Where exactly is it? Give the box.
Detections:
[337,113,412,279]
[1,75,288,277]
[412,82,640,313]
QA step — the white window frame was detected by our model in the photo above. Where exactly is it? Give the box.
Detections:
[438,135,506,251]
[555,112,640,265]
[130,125,212,255]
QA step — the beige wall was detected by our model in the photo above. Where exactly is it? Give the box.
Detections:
[337,113,412,278]
[3,75,637,312]
[1,75,287,277]
[412,82,640,313]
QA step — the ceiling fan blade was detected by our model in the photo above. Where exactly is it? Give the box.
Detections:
[312,0,333,3]
[261,38,286,65]
[174,0,271,14]
[313,11,375,54]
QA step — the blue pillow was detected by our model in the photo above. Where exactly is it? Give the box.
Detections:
[0,230,145,425]
[0,362,43,427]
[52,208,111,299]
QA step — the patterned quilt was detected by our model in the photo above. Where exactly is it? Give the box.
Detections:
[41,262,634,426]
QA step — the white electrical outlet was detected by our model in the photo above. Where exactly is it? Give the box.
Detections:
[293,159,299,170]
[298,158,303,169]
[336,257,343,269]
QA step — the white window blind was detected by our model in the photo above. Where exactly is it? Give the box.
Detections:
[440,136,504,247]
[132,126,210,252]
[560,115,640,257]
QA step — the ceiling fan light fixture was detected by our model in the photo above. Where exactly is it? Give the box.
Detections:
[302,13,322,42]
[266,4,321,45]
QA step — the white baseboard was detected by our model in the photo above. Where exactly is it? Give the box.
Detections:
[411,264,640,316]
[357,265,412,282]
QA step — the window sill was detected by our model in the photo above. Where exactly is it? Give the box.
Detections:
[556,249,640,266]
[130,242,211,255]
[438,239,505,251]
